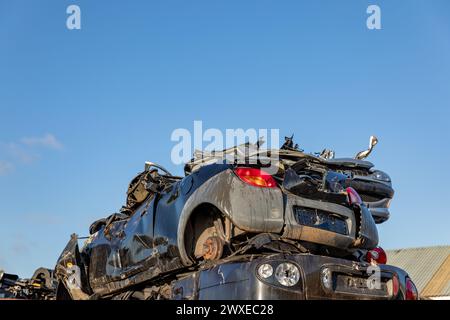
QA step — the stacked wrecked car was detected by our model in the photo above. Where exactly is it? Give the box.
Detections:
[54,136,419,300]
[0,269,56,300]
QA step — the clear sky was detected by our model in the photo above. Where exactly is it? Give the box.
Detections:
[1,0,449,277]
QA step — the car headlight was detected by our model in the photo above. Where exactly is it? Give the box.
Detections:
[257,264,274,279]
[275,263,300,287]
[321,268,333,290]
[371,170,391,183]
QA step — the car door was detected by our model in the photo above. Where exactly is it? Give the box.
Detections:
[116,195,157,277]
[87,195,157,292]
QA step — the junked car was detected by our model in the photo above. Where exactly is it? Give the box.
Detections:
[54,136,415,300]
[278,135,394,224]
[0,268,56,300]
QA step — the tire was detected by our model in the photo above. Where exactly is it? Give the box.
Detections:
[55,283,72,301]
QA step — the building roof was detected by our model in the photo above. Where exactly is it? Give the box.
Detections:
[387,246,450,298]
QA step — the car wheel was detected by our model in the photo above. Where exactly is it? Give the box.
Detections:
[186,209,227,262]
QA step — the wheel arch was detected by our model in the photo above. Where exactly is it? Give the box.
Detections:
[177,202,228,266]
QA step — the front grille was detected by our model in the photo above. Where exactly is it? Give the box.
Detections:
[349,169,370,177]
[294,206,349,235]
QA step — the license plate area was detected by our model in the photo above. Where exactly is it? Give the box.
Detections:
[294,206,349,235]
[335,274,390,297]
[321,265,396,299]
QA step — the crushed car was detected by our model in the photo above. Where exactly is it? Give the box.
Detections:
[54,136,418,300]
[0,268,56,300]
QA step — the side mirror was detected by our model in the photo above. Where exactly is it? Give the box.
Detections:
[0,270,4,282]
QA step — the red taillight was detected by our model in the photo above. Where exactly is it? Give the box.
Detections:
[234,167,277,188]
[346,187,363,205]
[366,247,388,265]
[392,274,400,297]
[406,278,419,300]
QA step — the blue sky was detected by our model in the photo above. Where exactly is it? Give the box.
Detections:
[0,0,449,277]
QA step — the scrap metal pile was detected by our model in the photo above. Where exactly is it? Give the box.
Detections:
[0,268,56,300]
[2,135,418,300]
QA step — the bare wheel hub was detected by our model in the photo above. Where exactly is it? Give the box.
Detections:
[202,236,224,261]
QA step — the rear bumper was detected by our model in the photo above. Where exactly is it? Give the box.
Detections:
[282,193,379,251]
[367,201,391,224]
[348,177,394,199]
[171,253,409,300]
[349,177,393,224]
[282,194,356,249]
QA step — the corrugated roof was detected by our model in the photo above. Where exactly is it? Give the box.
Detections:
[443,280,450,296]
[387,246,450,297]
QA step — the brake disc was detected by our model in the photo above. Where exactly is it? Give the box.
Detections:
[202,236,224,261]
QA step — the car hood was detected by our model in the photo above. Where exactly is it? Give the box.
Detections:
[277,149,375,169]
[321,158,374,169]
